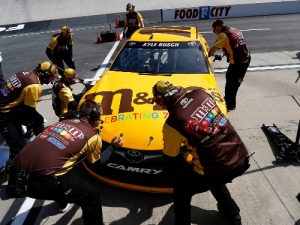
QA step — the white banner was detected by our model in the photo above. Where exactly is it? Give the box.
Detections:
[162,1,300,22]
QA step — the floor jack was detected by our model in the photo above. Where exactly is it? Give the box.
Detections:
[261,120,300,163]
[261,121,300,203]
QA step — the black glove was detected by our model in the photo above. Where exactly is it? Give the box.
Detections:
[46,48,54,61]
[13,105,45,136]
[213,54,222,62]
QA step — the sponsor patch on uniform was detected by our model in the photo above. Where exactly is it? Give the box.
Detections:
[0,88,8,96]
[47,137,66,150]
[218,117,227,126]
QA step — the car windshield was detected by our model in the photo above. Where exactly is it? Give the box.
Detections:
[110,41,209,74]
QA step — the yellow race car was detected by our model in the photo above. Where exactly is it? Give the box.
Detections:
[82,26,227,193]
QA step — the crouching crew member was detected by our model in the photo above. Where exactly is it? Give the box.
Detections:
[15,100,123,225]
[0,61,58,195]
[52,68,83,120]
[152,80,250,225]
[46,26,75,75]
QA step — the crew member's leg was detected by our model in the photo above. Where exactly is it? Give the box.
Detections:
[210,184,242,225]
[173,166,210,225]
[61,168,103,225]
[0,122,27,192]
[51,56,65,76]
[62,52,75,69]
[225,62,249,110]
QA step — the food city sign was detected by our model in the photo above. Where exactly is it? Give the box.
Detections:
[162,2,300,22]
[162,6,232,22]
[173,6,231,20]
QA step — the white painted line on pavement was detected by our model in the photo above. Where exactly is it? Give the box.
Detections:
[91,32,124,85]
[0,26,106,38]
[11,197,36,225]
[201,27,271,34]
[214,64,300,73]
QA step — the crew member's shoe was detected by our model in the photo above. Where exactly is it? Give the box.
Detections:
[217,203,242,225]
[5,185,23,198]
[227,107,236,112]
[57,201,70,213]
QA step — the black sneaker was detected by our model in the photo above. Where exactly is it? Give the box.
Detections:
[57,201,70,213]
[227,107,236,112]
[217,203,242,225]
[5,185,24,198]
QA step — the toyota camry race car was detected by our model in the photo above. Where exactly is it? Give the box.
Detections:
[81,26,227,193]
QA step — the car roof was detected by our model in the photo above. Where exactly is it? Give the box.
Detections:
[129,26,200,42]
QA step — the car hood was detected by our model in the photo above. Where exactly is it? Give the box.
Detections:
[82,71,227,150]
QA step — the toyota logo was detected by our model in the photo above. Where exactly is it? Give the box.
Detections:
[125,150,144,164]
[180,98,189,105]
[128,42,136,46]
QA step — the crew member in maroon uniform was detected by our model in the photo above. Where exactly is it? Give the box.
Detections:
[124,3,144,38]
[16,100,123,225]
[46,26,75,75]
[52,68,82,120]
[152,80,250,225]
[208,19,251,111]
[0,61,58,195]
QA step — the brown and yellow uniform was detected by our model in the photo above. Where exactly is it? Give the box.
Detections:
[161,87,249,225]
[52,80,76,119]
[0,71,41,113]
[46,33,75,75]
[16,118,104,225]
[47,33,73,54]
[0,71,44,156]
[213,25,250,110]
[124,11,143,38]
[214,26,249,64]
[18,118,101,175]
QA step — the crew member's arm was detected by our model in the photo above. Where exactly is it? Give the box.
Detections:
[208,32,227,57]
[59,86,76,117]
[86,134,123,165]
[46,37,57,60]
[99,136,123,165]
[123,15,128,32]
[208,46,219,57]
[23,84,44,135]
[137,12,144,28]
[67,40,73,59]
[162,123,190,169]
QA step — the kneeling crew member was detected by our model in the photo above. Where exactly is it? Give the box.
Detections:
[15,100,123,225]
[52,68,82,120]
[0,61,58,194]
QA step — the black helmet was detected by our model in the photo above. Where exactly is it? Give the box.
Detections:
[36,61,58,84]
[79,100,102,124]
